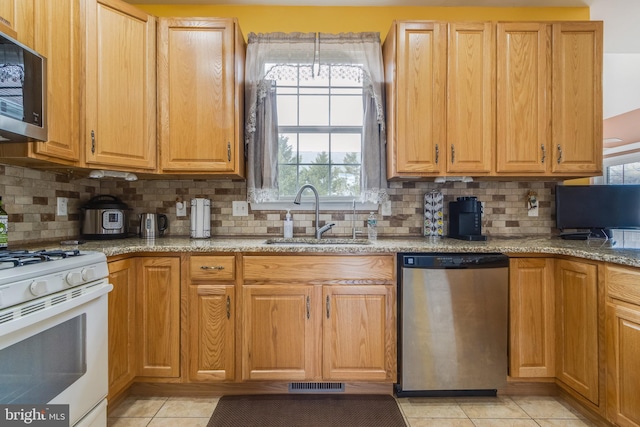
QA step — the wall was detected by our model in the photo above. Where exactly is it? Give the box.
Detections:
[0,161,556,245]
[137,5,589,38]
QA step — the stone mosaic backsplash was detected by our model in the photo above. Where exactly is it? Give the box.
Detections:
[0,162,558,245]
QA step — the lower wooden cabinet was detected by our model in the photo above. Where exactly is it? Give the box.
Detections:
[136,257,181,378]
[509,258,555,378]
[555,258,599,406]
[605,264,640,427]
[107,258,136,400]
[241,255,396,383]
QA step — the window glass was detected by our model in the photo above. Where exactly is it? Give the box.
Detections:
[606,162,640,184]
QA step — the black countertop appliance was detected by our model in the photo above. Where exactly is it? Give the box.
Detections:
[448,196,487,241]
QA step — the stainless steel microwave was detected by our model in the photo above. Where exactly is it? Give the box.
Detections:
[0,31,46,142]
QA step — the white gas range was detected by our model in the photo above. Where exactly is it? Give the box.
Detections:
[0,249,112,427]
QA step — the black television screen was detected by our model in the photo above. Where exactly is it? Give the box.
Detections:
[555,185,640,233]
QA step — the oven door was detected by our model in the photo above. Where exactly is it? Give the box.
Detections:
[0,280,112,426]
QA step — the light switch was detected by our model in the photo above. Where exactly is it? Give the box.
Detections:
[56,197,68,216]
[232,201,249,217]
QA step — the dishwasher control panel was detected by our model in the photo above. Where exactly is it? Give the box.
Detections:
[400,253,508,269]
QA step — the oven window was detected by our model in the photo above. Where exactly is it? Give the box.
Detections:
[0,314,87,404]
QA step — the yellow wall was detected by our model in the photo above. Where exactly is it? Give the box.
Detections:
[136,5,589,38]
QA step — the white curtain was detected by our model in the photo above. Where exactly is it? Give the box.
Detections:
[244,32,388,204]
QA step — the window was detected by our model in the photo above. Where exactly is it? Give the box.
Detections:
[271,64,364,198]
[244,32,387,206]
[606,162,640,184]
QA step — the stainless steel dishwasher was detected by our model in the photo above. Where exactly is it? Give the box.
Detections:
[396,253,509,397]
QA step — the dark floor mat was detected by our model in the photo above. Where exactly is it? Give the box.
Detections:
[207,394,407,427]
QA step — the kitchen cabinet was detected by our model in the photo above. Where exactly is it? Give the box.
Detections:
[0,0,82,167]
[555,258,599,406]
[383,21,492,178]
[137,256,181,378]
[509,257,555,378]
[0,0,33,46]
[107,257,137,401]
[551,22,603,175]
[84,0,156,171]
[384,19,602,179]
[157,18,245,177]
[187,255,236,382]
[496,23,551,174]
[605,264,640,427]
[383,21,446,177]
[241,255,396,382]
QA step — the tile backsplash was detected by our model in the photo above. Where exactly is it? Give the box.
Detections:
[0,163,558,245]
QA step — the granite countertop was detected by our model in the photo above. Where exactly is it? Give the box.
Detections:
[41,235,640,269]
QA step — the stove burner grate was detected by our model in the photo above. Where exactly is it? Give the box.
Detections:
[0,249,82,269]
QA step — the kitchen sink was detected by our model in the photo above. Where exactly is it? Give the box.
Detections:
[265,237,372,245]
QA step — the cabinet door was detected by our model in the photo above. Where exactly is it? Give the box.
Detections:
[84,0,156,170]
[447,22,494,174]
[242,285,320,381]
[107,258,136,400]
[158,18,245,176]
[189,285,235,381]
[509,258,555,378]
[556,259,599,405]
[323,285,395,382]
[31,0,81,163]
[551,22,603,175]
[496,23,551,174]
[385,21,446,177]
[606,302,640,427]
[0,0,33,46]
[137,257,181,378]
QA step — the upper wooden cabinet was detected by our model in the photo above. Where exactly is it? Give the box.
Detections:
[385,20,602,179]
[157,18,245,177]
[0,0,33,46]
[496,23,551,174]
[0,0,82,167]
[84,0,156,171]
[447,22,494,175]
[551,22,603,175]
[384,21,493,178]
[383,21,446,176]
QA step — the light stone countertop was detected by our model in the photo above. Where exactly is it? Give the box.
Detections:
[43,235,640,269]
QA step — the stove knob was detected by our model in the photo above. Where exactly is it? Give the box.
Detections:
[66,271,84,286]
[82,268,96,281]
[30,280,48,296]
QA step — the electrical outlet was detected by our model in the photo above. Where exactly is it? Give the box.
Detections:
[57,197,68,216]
[232,201,249,217]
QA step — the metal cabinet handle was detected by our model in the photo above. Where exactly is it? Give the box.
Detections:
[557,144,563,164]
[306,296,310,320]
[451,144,455,163]
[541,144,546,164]
[326,295,330,319]
[435,144,439,164]
[227,142,231,162]
[200,265,225,270]
[226,295,231,319]
[91,130,96,154]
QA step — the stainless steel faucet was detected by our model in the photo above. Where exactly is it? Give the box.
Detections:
[293,184,335,239]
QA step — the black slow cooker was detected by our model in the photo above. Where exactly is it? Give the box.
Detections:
[80,195,130,240]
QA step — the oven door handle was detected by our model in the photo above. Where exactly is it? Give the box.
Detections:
[0,281,113,337]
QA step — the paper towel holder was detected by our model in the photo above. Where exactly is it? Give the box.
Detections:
[190,198,211,239]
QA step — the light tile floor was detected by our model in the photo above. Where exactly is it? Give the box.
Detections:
[108,395,596,427]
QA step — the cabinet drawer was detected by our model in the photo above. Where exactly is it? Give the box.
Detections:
[606,264,640,305]
[243,255,394,282]
[190,255,235,281]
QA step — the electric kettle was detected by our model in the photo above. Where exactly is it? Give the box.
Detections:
[140,213,168,238]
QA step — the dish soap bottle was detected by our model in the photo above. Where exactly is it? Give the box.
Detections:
[284,210,293,238]
[0,197,8,249]
[367,211,377,241]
